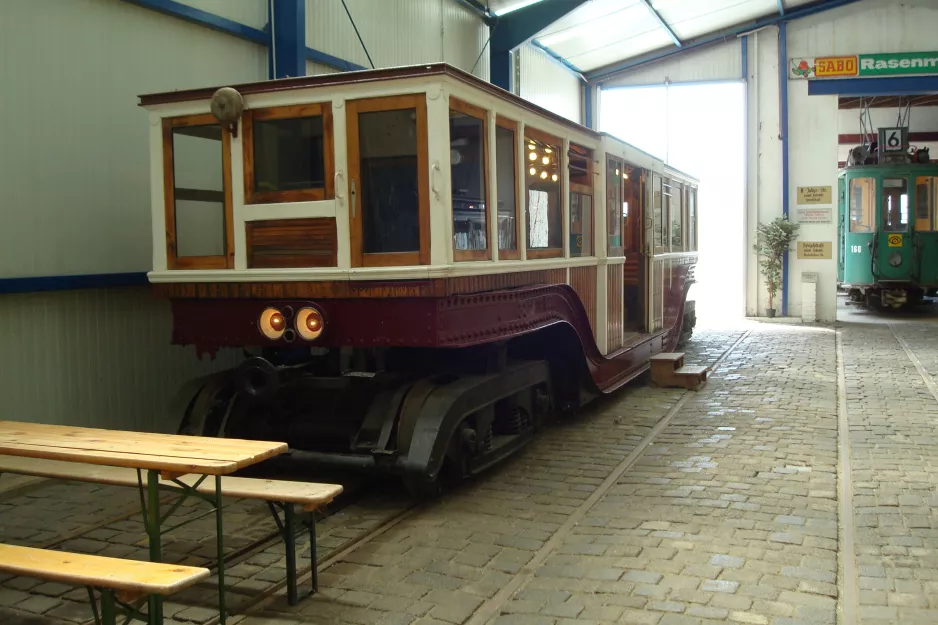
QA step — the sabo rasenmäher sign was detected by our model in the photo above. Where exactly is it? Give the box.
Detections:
[790,51,938,80]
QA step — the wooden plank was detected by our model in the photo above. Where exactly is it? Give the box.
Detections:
[0,544,209,596]
[246,218,338,269]
[0,456,343,507]
[0,421,284,456]
[0,442,238,475]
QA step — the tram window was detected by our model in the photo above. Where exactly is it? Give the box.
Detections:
[247,103,331,204]
[449,100,488,259]
[495,118,519,258]
[525,130,563,257]
[653,174,664,250]
[570,193,593,257]
[882,178,908,232]
[569,144,593,257]
[671,181,684,252]
[915,177,938,231]
[172,125,226,258]
[607,157,623,256]
[849,177,875,233]
[688,188,697,251]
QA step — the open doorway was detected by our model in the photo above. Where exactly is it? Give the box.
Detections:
[600,82,746,323]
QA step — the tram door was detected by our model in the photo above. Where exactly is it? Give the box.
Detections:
[877,176,911,281]
[346,95,430,268]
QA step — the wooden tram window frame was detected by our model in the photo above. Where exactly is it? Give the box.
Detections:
[242,103,335,205]
[346,94,430,268]
[449,98,492,262]
[606,155,625,258]
[495,115,521,261]
[524,126,564,260]
[568,143,594,257]
[162,113,234,270]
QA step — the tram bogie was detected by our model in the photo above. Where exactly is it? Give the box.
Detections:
[141,64,700,490]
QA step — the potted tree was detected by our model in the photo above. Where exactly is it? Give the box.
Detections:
[753,217,800,318]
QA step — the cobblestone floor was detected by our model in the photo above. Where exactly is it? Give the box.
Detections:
[4,309,938,625]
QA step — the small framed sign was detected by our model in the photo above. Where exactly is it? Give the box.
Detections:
[879,127,908,153]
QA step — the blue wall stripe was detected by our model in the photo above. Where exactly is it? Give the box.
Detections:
[0,273,150,295]
[123,0,270,46]
[306,48,368,72]
[808,76,938,96]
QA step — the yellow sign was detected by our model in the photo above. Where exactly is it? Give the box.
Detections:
[888,234,903,247]
[797,241,832,260]
[815,56,859,77]
[797,186,832,204]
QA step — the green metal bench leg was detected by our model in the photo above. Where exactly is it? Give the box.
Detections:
[215,475,226,625]
[145,470,163,625]
[100,590,117,625]
[285,504,298,605]
[309,512,318,594]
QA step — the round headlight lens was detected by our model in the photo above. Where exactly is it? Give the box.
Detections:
[259,308,286,340]
[296,307,324,341]
[888,251,902,267]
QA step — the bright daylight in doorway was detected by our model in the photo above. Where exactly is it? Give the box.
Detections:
[601,82,746,323]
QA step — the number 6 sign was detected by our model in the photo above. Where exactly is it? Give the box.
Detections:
[879,127,907,153]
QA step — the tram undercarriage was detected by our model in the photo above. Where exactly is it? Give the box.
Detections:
[176,344,556,496]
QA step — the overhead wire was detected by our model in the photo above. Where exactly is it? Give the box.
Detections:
[341,0,375,69]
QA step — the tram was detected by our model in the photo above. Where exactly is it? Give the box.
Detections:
[139,64,699,493]
[839,127,938,308]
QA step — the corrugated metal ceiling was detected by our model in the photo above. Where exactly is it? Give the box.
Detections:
[492,0,817,73]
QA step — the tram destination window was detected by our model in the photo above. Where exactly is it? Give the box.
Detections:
[525,130,563,257]
[495,118,519,258]
[245,103,333,204]
[849,177,875,233]
[882,178,908,232]
[449,100,488,259]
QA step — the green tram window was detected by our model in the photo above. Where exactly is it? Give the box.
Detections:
[849,177,875,233]
[915,176,938,232]
[882,178,908,232]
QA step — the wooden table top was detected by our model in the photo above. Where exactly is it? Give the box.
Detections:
[0,421,287,476]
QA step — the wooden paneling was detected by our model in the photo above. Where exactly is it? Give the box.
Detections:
[245,218,337,269]
[154,268,569,300]
[623,256,641,285]
[607,263,624,351]
[569,265,597,340]
[445,268,566,295]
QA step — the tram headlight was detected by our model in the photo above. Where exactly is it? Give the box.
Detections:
[295,307,324,341]
[888,252,903,267]
[259,308,286,340]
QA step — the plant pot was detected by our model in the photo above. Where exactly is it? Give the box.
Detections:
[766,308,776,318]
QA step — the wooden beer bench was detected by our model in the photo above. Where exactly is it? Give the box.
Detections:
[0,421,340,624]
[0,455,342,606]
[0,543,209,625]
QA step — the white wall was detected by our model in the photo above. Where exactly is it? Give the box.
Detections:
[0,0,261,428]
[518,44,583,123]
[305,0,490,80]
[601,40,743,88]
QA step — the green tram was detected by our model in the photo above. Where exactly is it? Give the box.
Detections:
[838,131,938,309]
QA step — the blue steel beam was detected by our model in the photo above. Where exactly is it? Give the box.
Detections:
[808,76,938,96]
[779,21,790,317]
[586,0,864,81]
[0,273,148,295]
[639,0,681,48]
[306,48,367,72]
[271,0,305,78]
[123,0,269,45]
[491,0,589,90]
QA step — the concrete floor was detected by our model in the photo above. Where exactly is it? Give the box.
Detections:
[2,306,938,625]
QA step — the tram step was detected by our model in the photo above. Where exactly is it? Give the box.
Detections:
[650,353,708,391]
